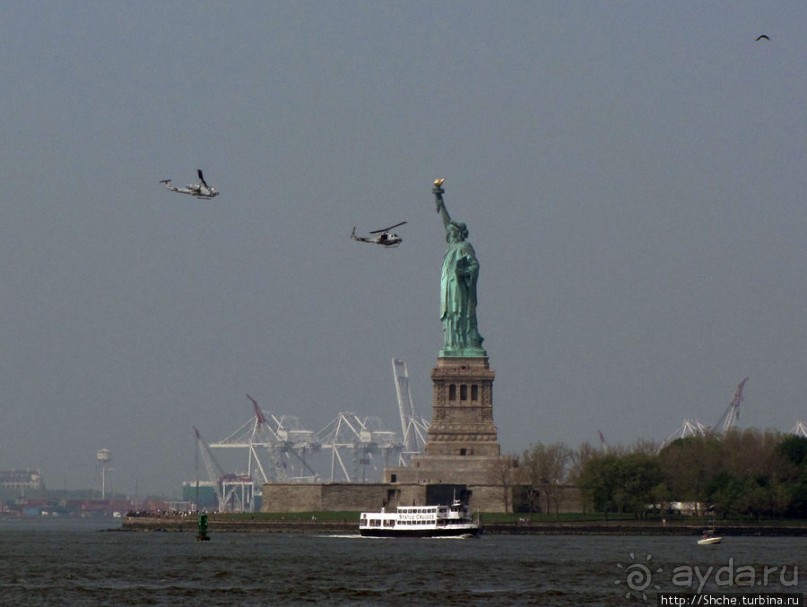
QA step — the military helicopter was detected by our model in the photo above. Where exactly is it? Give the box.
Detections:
[351,221,407,247]
[160,170,219,199]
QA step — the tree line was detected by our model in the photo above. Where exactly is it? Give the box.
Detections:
[520,430,807,519]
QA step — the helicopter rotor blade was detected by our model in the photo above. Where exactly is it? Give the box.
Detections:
[369,221,407,234]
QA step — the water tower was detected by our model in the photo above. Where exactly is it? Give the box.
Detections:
[96,448,112,499]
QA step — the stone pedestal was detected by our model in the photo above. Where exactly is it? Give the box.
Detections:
[385,356,507,488]
[426,357,500,457]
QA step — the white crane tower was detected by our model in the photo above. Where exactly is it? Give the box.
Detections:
[193,426,255,512]
[790,420,807,438]
[315,412,402,482]
[657,418,709,452]
[391,358,429,466]
[210,395,319,484]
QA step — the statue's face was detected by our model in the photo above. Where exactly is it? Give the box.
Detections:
[447,222,467,243]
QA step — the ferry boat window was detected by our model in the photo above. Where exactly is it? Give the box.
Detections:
[460,384,467,400]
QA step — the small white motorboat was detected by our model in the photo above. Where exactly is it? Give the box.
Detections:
[697,530,722,545]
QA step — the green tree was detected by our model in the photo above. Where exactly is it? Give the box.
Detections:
[707,472,745,518]
[522,442,572,516]
[618,453,664,517]
[777,435,807,467]
[577,451,663,517]
[776,435,807,517]
[577,454,619,515]
[568,441,601,513]
[659,435,724,508]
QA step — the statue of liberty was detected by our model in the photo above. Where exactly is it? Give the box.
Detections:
[432,179,486,357]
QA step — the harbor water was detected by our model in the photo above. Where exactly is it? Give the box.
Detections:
[1,518,804,606]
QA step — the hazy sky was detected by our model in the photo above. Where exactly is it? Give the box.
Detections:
[2,2,805,497]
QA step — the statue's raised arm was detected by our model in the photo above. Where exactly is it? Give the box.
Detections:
[431,179,486,358]
[433,178,452,228]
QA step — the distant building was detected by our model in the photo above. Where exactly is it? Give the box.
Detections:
[0,469,42,491]
[182,481,219,510]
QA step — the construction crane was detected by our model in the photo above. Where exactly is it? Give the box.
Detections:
[597,430,609,453]
[713,377,749,435]
[210,395,319,484]
[193,427,228,512]
[314,412,402,482]
[194,426,256,513]
[657,418,709,452]
[273,413,320,480]
[359,415,401,479]
[790,420,807,438]
[193,426,224,509]
[210,396,277,484]
[391,358,429,466]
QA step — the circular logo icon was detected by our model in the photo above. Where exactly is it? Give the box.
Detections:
[616,552,663,601]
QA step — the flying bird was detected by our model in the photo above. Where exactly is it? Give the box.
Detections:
[755,35,770,41]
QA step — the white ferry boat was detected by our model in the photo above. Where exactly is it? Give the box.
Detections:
[359,498,481,538]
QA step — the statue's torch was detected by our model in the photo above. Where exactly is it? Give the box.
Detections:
[433,178,445,212]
